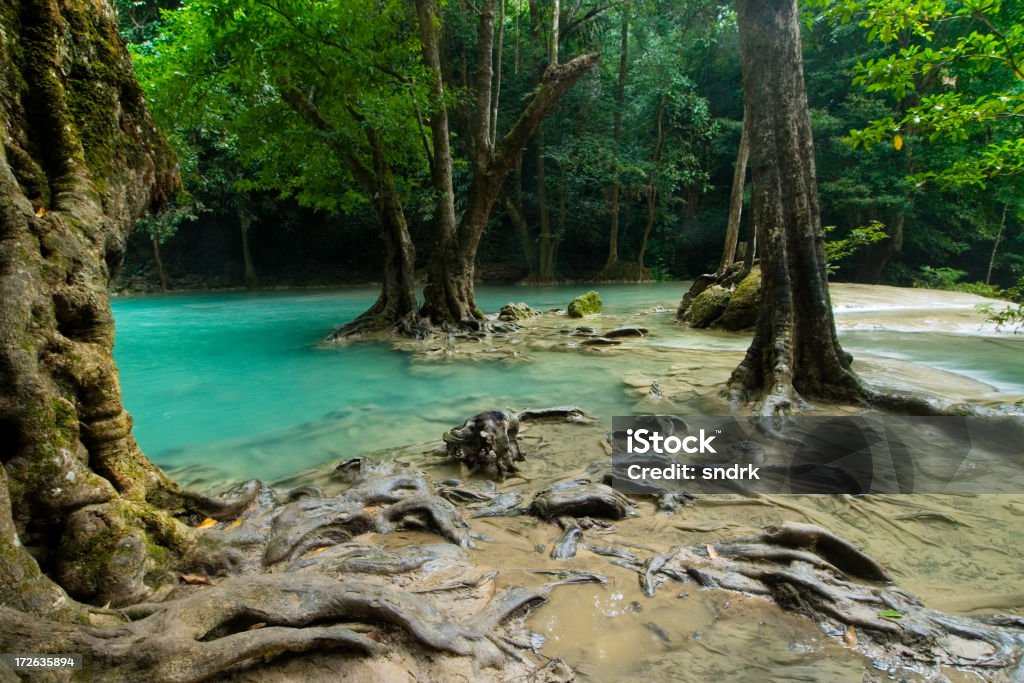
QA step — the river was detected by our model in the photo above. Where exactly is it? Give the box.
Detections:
[111,282,1024,682]
[111,282,1024,483]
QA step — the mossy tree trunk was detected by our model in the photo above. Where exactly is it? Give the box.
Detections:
[727,0,863,415]
[0,0,223,614]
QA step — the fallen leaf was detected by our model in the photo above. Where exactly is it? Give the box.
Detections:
[197,518,217,529]
[706,544,719,559]
[226,518,242,530]
[248,622,266,630]
[879,609,903,619]
[181,574,213,586]
[843,624,857,648]
[35,206,47,217]
[299,546,329,560]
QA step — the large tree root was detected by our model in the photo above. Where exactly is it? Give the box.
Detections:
[0,574,550,683]
[606,521,1024,679]
[442,407,594,480]
[199,463,475,569]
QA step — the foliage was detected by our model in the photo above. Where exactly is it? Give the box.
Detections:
[824,220,890,273]
[131,0,429,216]
[913,265,968,289]
[809,0,1024,187]
[978,302,1024,331]
[136,193,203,244]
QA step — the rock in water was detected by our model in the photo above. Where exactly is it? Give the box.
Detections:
[717,269,761,330]
[604,326,648,338]
[581,337,622,346]
[683,285,732,328]
[567,291,603,318]
[498,302,539,321]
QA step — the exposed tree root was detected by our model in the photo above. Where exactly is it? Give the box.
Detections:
[326,309,431,341]
[604,522,1024,679]
[1,574,550,683]
[444,410,524,479]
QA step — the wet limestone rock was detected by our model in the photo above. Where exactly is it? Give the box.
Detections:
[683,285,732,328]
[567,291,603,318]
[717,269,761,330]
[498,302,539,321]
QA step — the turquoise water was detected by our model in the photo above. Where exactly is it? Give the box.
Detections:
[112,284,682,481]
[111,284,1024,483]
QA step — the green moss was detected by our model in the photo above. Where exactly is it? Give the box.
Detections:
[684,285,731,328]
[568,291,603,318]
[717,269,761,331]
[498,302,538,321]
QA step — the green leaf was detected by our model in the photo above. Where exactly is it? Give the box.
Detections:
[879,609,904,619]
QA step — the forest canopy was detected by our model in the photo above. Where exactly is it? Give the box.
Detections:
[114,0,1024,295]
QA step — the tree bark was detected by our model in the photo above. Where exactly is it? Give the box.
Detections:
[0,0,217,612]
[728,0,862,414]
[717,116,750,276]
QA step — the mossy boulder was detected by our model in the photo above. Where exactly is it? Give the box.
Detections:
[717,270,761,330]
[567,291,603,318]
[498,302,539,321]
[684,285,732,328]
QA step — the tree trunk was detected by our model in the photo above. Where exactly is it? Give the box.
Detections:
[855,213,903,283]
[728,0,862,414]
[238,208,259,290]
[277,84,418,338]
[986,203,1009,285]
[491,0,506,147]
[416,0,472,324]
[536,129,557,282]
[637,96,666,276]
[0,0,217,614]
[717,116,750,276]
[152,236,170,291]
[417,0,598,325]
[599,0,630,277]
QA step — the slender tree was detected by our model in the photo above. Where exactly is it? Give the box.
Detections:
[417,0,598,325]
[716,117,749,276]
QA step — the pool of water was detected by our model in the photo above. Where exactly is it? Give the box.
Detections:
[111,283,1024,482]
